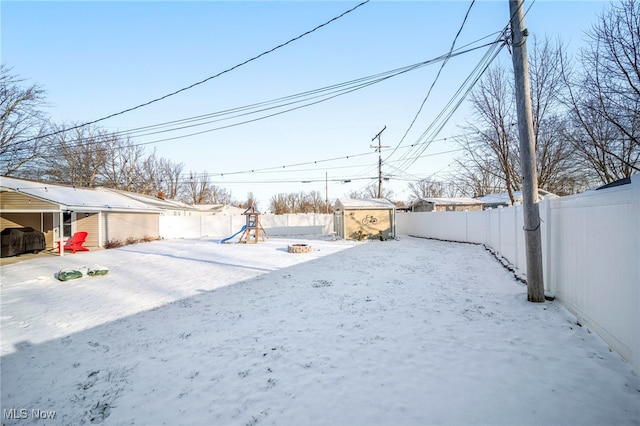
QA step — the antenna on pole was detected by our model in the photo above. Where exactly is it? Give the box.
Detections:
[371,126,389,198]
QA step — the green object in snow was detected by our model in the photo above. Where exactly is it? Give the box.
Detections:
[88,265,109,276]
[58,268,84,282]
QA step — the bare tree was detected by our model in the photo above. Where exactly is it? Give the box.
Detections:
[209,185,233,205]
[528,38,591,195]
[348,183,394,200]
[157,157,184,200]
[286,192,299,212]
[0,65,49,176]
[183,171,213,204]
[461,65,520,203]
[452,153,506,197]
[269,193,290,214]
[137,151,165,195]
[563,0,640,182]
[457,38,596,198]
[42,124,111,187]
[100,137,146,191]
[307,190,327,213]
[126,152,186,199]
[408,178,446,200]
[239,192,257,210]
[269,190,330,214]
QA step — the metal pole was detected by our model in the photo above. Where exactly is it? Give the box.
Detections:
[509,0,545,302]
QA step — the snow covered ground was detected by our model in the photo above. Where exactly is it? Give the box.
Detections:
[1,236,638,426]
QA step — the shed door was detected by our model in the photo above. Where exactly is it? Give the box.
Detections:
[334,212,344,238]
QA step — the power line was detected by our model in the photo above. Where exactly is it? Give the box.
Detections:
[387,0,477,160]
[382,0,540,175]
[16,0,371,145]
[10,138,467,190]
[204,147,464,186]
[391,32,507,173]
[198,136,469,179]
[8,38,501,156]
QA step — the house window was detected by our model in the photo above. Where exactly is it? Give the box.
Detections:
[63,211,72,238]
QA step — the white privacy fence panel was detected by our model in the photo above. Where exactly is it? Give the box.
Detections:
[395,212,410,236]
[466,212,486,244]
[407,211,477,242]
[262,213,333,236]
[400,175,639,373]
[159,183,638,373]
[545,180,639,371]
[160,213,333,240]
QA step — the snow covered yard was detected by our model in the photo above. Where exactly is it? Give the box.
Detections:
[1,236,638,426]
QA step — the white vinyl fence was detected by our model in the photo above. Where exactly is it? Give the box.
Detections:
[159,213,333,240]
[399,175,640,374]
[157,178,639,373]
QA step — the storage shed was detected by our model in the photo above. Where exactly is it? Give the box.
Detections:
[333,198,396,240]
[1,176,162,255]
[410,197,484,212]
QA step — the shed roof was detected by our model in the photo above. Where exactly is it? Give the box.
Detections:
[0,176,162,213]
[335,198,396,210]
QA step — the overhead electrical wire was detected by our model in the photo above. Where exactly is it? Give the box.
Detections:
[185,134,471,180]
[381,0,538,178]
[6,38,503,159]
[232,0,535,194]
[6,3,530,194]
[357,37,512,192]
[15,0,371,146]
[352,20,502,187]
[18,135,468,189]
[388,29,506,171]
[206,147,465,189]
[386,0,477,161]
[392,36,506,173]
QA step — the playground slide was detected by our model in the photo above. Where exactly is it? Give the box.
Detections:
[220,225,247,244]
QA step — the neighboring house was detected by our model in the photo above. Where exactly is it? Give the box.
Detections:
[0,176,162,254]
[333,198,396,240]
[475,189,556,209]
[410,197,484,212]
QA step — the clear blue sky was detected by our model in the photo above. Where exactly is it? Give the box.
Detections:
[2,0,610,207]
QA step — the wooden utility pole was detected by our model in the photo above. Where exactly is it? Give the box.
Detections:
[509,0,545,302]
[371,126,389,198]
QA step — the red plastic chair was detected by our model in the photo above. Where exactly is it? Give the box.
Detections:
[56,231,89,254]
